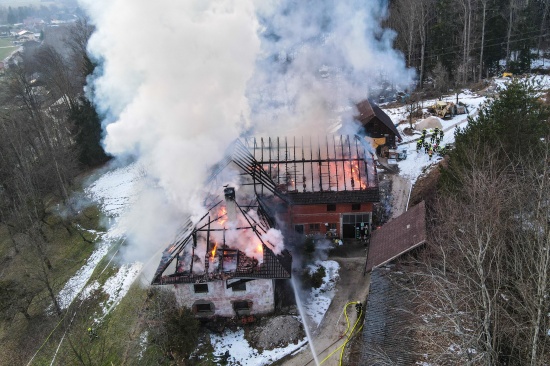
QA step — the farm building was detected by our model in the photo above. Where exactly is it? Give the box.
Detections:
[355,99,401,153]
[151,134,380,317]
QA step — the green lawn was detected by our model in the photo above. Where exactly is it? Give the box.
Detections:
[0,38,17,61]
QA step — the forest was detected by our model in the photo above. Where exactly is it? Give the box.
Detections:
[387,0,550,88]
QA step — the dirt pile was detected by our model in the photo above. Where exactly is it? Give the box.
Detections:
[247,315,305,350]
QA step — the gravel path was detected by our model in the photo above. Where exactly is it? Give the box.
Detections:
[281,244,371,366]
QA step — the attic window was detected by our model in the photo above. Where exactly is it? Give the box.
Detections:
[327,204,336,212]
[193,283,208,293]
[352,203,361,211]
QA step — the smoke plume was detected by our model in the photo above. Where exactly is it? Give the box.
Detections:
[78,0,413,265]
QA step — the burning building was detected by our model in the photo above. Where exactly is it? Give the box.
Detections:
[240,135,379,239]
[151,134,379,317]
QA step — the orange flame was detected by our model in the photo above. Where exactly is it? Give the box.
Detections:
[211,243,217,258]
[218,206,227,227]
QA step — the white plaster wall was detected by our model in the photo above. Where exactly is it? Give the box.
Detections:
[169,279,275,317]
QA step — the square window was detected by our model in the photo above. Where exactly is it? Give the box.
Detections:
[327,204,336,211]
[329,223,337,230]
[232,282,247,292]
[193,283,208,293]
[352,203,361,211]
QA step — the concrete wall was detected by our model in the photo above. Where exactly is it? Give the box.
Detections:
[290,202,373,236]
[170,279,275,318]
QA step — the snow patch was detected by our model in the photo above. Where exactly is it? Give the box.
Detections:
[100,262,143,314]
[57,240,110,309]
[304,260,340,327]
[210,328,306,366]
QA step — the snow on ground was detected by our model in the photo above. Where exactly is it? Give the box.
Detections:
[99,262,143,315]
[304,260,340,327]
[207,260,338,365]
[56,162,144,310]
[84,162,143,218]
[57,239,110,309]
[210,328,307,366]
[380,89,488,184]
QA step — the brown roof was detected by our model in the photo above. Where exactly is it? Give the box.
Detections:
[355,99,401,140]
[365,201,426,272]
[355,99,375,123]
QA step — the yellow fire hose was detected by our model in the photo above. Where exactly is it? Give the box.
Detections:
[318,301,364,366]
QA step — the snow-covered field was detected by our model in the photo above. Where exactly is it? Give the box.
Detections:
[56,163,144,313]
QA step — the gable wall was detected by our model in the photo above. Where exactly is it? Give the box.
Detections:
[169,278,275,318]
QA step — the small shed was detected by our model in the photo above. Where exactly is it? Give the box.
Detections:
[355,99,401,148]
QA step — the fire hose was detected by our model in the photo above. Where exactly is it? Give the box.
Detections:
[318,301,364,366]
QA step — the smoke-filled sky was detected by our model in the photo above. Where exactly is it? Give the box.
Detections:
[78,0,413,264]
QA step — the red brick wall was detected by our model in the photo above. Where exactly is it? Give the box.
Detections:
[290,202,373,236]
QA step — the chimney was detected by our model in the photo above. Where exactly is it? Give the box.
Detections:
[224,186,237,222]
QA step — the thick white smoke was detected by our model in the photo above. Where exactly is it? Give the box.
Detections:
[80,0,260,213]
[248,0,415,136]
[78,0,413,265]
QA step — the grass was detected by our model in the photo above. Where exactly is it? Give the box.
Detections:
[0,203,106,364]
[0,37,17,61]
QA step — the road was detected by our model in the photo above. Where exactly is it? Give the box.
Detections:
[281,243,371,366]
[389,174,411,219]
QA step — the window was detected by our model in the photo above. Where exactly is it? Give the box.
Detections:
[232,282,247,292]
[352,203,361,211]
[233,301,251,311]
[309,223,320,230]
[193,283,208,293]
[329,223,337,230]
[196,303,213,312]
[327,204,336,211]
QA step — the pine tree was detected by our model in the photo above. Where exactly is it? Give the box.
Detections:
[440,78,550,190]
[70,97,110,167]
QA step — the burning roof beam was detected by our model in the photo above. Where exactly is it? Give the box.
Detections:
[243,134,377,194]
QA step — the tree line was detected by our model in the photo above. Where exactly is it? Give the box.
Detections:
[0,18,108,322]
[387,0,550,88]
[408,80,550,365]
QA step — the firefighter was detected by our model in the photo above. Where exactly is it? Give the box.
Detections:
[430,133,436,144]
[428,147,433,160]
[416,140,422,151]
[355,302,363,316]
[422,128,427,137]
[424,142,429,154]
[88,327,98,339]
[439,129,444,140]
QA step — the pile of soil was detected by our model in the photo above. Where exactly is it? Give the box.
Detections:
[247,315,305,351]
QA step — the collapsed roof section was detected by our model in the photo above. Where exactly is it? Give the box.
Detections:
[151,189,292,285]
[241,135,379,204]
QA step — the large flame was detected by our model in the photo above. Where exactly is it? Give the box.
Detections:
[211,243,218,258]
[217,206,227,227]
